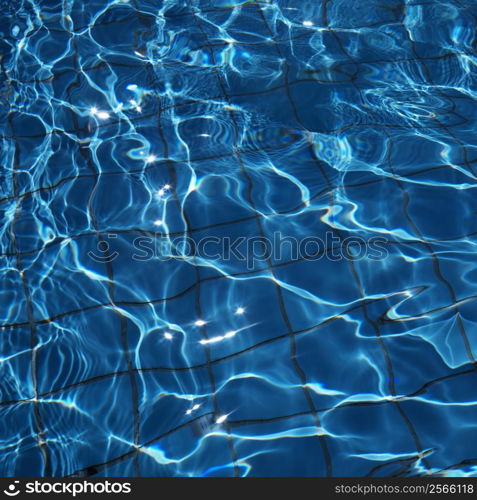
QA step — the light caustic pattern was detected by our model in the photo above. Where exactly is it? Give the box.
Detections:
[1,0,477,477]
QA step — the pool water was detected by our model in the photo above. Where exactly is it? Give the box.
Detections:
[1,0,477,477]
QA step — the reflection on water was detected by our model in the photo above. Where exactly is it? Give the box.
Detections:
[1,0,477,477]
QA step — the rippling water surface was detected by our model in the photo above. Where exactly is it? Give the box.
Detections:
[1,0,477,477]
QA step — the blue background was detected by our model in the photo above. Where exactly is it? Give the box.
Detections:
[1,0,477,477]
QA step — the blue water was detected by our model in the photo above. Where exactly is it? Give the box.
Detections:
[1,0,477,478]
